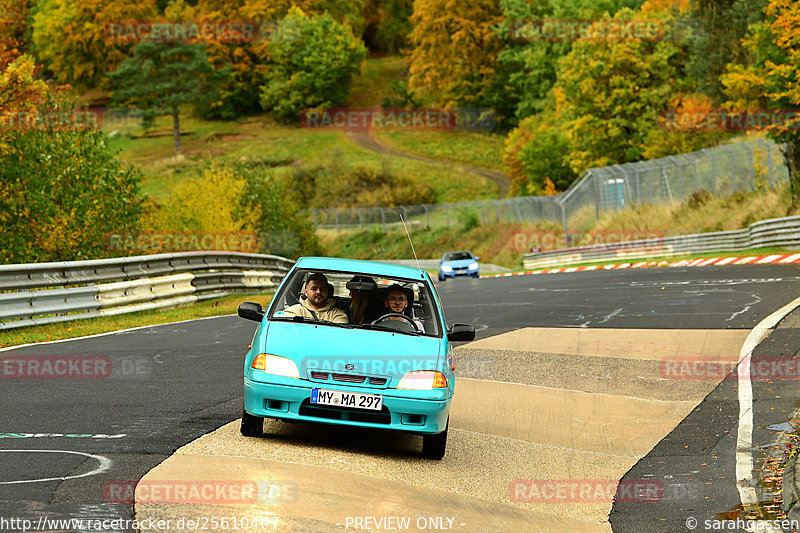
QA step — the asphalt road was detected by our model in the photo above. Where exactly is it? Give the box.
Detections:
[1,264,799,531]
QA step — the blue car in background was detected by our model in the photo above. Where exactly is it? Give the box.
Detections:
[437,251,480,281]
[237,257,475,459]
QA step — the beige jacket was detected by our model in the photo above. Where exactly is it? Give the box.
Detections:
[277,297,348,324]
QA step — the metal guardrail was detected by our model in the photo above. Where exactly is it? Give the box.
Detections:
[522,216,800,269]
[0,252,295,330]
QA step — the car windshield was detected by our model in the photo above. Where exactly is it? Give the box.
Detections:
[444,252,472,261]
[268,268,442,337]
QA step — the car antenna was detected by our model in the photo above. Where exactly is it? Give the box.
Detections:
[399,213,423,276]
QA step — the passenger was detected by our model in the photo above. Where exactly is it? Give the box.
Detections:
[280,273,348,324]
[347,275,373,324]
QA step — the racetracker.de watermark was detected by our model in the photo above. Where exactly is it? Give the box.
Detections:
[104,20,278,44]
[511,230,664,252]
[0,107,142,132]
[105,230,301,255]
[660,356,800,380]
[509,18,701,42]
[301,108,496,131]
[1,355,152,380]
[104,479,295,504]
[661,108,800,132]
[509,479,663,503]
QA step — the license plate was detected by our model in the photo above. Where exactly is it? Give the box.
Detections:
[310,389,383,411]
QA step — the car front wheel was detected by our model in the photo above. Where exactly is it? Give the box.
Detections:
[240,409,263,437]
[422,419,448,459]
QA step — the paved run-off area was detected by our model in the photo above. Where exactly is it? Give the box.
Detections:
[134,327,750,532]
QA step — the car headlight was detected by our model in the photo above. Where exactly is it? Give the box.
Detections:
[251,354,300,379]
[397,371,448,390]
[441,265,453,273]
[468,262,479,270]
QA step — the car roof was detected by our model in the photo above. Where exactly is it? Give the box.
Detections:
[295,257,428,280]
[443,251,471,257]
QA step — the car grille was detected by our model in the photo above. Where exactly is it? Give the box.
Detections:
[308,371,388,387]
[298,399,391,424]
[332,373,365,383]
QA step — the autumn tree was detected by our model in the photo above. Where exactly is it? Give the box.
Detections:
[407,0,503,109]
[554,4,695,172]
[721,0,800,206]
[260,7,366,122]
[503,110,576,195]
[109,41,230,152]
[0,0,31,68]
[31,0,157,91]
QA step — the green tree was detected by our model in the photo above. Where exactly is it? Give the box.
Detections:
[259,7,366,122]
[686,0,767,101]
[108,41,230,152]
[494,0,641,122]
[236,162,321,257]
[364,0,412,53]
[721,0,800,206]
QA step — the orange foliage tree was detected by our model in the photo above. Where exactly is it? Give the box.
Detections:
[722,0,800,206]
[407,0,503,108]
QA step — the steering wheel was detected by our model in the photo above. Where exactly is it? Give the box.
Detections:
[371,313,421,332]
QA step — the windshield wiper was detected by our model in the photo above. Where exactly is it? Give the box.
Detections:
[270,315,356,328]
[359,323,422,336]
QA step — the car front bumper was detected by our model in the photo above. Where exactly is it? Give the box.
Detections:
[244,377,451,434]
[440,268,479,278]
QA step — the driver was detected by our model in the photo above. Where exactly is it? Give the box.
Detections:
[281,273,348,324]
[382,285,424,330]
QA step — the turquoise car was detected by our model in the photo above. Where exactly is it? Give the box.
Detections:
[237,257,475,459]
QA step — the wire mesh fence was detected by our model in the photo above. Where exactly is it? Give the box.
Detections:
[310,139,789,233]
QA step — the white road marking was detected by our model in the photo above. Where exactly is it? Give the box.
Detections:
[735,295,800,523]
[0,449,111,484]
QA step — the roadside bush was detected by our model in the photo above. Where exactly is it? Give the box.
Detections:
[291,164,436,208]
[457,209,480,232]
[0,95,145,262]
[260,7,367,122]
[143,163,245,232]
[235,161,321,258]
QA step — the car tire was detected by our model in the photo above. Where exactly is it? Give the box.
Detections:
[471,273,479,278]
[240,409,263,437]
[438,274,445,281]
[422,419,448,460]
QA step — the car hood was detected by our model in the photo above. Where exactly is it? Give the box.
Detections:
[263,321,442,379]
[442,259,476,268]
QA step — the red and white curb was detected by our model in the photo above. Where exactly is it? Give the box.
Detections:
[480,253,800,278]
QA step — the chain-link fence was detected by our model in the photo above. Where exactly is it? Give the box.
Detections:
[310,139,789,233]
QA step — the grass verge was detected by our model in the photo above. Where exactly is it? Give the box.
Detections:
[0,292,273,349]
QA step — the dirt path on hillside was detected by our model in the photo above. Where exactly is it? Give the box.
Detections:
[346,130,511,198]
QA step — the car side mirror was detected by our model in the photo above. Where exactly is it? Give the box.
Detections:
[437,259,442,264]
[238,302,264,322]
[447,324,475,342]
[474,256,480,261]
